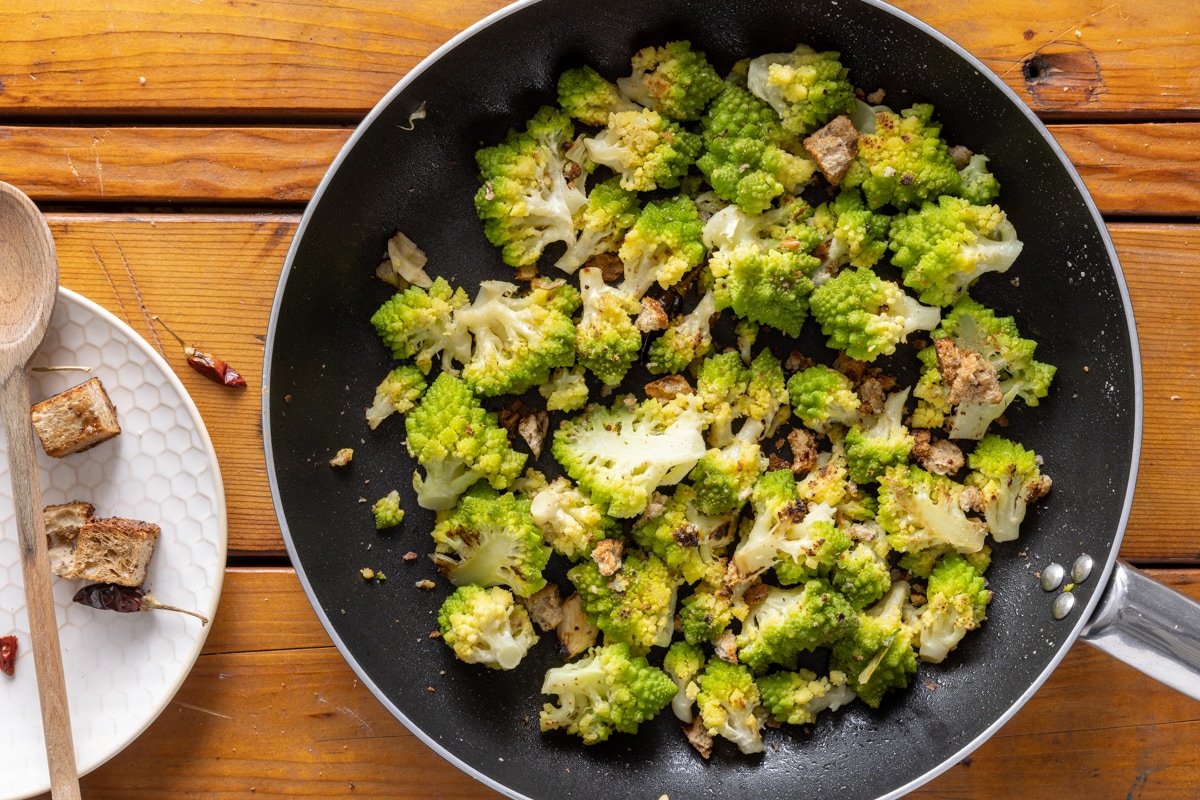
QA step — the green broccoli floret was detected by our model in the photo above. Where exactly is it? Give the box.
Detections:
[555,177,642,273]
[829,581,918,708]
[529,476,619,560]
[829,539,893,610]
[365,364,428,430]
[696,659,766,754]
[757,668,856,726]
[567,549,680,653]
[915,552,991,663]
[888,194,1024,307]
[843,103,963,211]
[404,373,527,510]
[453,279,580,397]
[876,464,988,556]
[956,153,1001,205]
[616,40,724,121]
[663,640,706,722]
[556,64,640,126]
[806,188,893,277]
[964,434,1053,542]
[844,389,915,485]
[574,266,643,386]
[369,276,468,372]
[786,364,861,435]
[584,108,703,192]
[913,295,1056,439]
[808,267,941,362]
[431,488,551,598]
[552,393,709,519]
[539,365,591,412]
[539,642,677,744]
[617,195,707,298]
[646,290,718,375]
[371,489,405,530]
[701,200,822,337]
[630,482,736,584]
[474,105,589,267]
[696,83,818,213]
[745,44,857,135]
[678,581,737,645]
[735,580,858,673]
[437,584,539,670]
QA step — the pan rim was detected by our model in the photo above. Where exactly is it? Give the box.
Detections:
[261,0,1144,797]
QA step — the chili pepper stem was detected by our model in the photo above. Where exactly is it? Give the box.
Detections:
[150,315,193,355]
[141,593,210,626]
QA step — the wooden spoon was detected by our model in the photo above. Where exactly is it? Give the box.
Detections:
[0,181,81,799]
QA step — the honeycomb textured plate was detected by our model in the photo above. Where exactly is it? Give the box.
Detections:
[0,288,227,799]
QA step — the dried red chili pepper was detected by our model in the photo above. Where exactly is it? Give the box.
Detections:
[151,316,247,388]
[0,635,17,677]
[72,583,210,626]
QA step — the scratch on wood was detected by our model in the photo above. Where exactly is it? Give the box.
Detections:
[65,151,80,181]
[336,705,373,734]
[175,701,233,719]
[112,236,162,353]
[1001,3,1126,77]
[92,244,131,321]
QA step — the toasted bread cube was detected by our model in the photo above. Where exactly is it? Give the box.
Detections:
[66,517,160,587]
[43,501,96,543]
[31,378,121,458]
[803,115,859,186]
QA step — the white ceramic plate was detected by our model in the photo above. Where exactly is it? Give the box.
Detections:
[0,288,227,799]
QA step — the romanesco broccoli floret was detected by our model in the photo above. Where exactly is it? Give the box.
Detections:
[437,584,539,670]
[678,580,738,645]
[557,64,641,126]
[843,103,962,211]
[771,511,852,586]
[616,40,724,121]
[806,188,893,277]
[696,348,790,449]
[829,581,918,708]
[844,388,915,485]
[552,393,709,518]
[915,552,991,663]
[453,279,580,397]
[370,276,468,372]
[756,668,856,726]
[687,437,767,517]
[555,177,642,273]
[964,434,1052,542]
[567,549,681,652]
[728,468,800,580]
[539,642,677,744]
[431,487,551,597]
[404,373,527,510]
[829,540,893,609]
[539,365,590,412]
[584,108,703,192]
[617,195,707,298]
[745,45,857,135]
[365,364,428,430]
[876,464,988,555]
[808,266,941,362]
[794,443,856,507]
[646,290,718,375]
[529,476,619,560]
[663,640,706,722]
[371,489,405,530]
[786,364,861,435]
[735,580,858,673]
[630,483,736,584]
[474,105,589,267]
[888,194,1024,307]
[696,659,766,754]
[574,266,642,386]
[956,153,1001,205]
[696,83,818,213]
[701,201,822,337]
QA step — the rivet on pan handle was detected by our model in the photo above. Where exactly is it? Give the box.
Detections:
[1080,559,1200,701]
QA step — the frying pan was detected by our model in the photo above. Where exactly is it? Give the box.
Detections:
[262,0,1200,797]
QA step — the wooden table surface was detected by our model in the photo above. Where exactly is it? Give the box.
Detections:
[4,0,1199,797]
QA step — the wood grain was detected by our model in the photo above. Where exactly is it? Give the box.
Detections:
[29,566,1197,799]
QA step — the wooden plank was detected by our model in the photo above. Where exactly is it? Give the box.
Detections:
[0,126,348,204]
[36,566,1199,799]
[1,0,1198,120]
[4,122,1200,216]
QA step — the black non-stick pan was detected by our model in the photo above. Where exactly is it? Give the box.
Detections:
[263,1,1200,798]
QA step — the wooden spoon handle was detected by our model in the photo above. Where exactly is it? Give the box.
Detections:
[1,368,81,800]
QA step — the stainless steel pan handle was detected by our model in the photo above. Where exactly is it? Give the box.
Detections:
[1080,560,1200,700]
